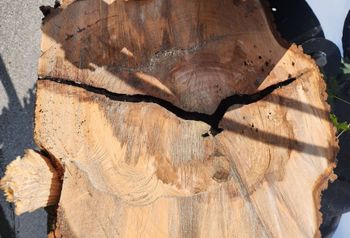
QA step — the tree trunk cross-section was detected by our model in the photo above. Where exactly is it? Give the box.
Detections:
[2,0,338,237]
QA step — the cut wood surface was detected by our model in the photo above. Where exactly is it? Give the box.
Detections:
[1,0,338,237]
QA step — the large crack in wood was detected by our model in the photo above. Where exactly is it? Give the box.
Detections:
[38,74,301,136]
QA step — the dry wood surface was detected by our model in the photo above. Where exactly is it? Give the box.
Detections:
[1,0,338,237]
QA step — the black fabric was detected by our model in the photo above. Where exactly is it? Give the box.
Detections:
[302,38,341,77]
[266,0,324,44]
[321,180,350,238]
[343,11,350,59]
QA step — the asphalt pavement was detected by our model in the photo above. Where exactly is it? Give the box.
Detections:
[0,1,53,237]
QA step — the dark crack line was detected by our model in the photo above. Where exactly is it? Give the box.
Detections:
[38,75,300,136]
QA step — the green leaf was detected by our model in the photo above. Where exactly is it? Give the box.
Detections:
[341,60,350,75]
[330,113,350,133]
[330,113,338,125]
[338,122,350,132]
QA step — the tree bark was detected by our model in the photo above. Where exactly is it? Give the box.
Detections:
[1,0,338,237]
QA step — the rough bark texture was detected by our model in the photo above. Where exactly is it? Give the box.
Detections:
[2,0,338,237]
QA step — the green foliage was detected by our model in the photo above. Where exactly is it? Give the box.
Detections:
[340,60,350,75]
[330,113,350,134]
[325,59,350,137]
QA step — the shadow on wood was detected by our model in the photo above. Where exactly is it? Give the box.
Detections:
[1,0,338,237]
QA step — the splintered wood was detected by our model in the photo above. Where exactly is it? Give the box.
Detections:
[1,0,338,237]
[0,150,61,215]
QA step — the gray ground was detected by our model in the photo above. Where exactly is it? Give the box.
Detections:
[0,1,53,237]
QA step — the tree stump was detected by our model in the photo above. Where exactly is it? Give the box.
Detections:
[1,0,338,237]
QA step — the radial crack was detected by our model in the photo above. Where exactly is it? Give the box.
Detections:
[38,74,301,135]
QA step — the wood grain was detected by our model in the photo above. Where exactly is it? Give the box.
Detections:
[2,0,338,237]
